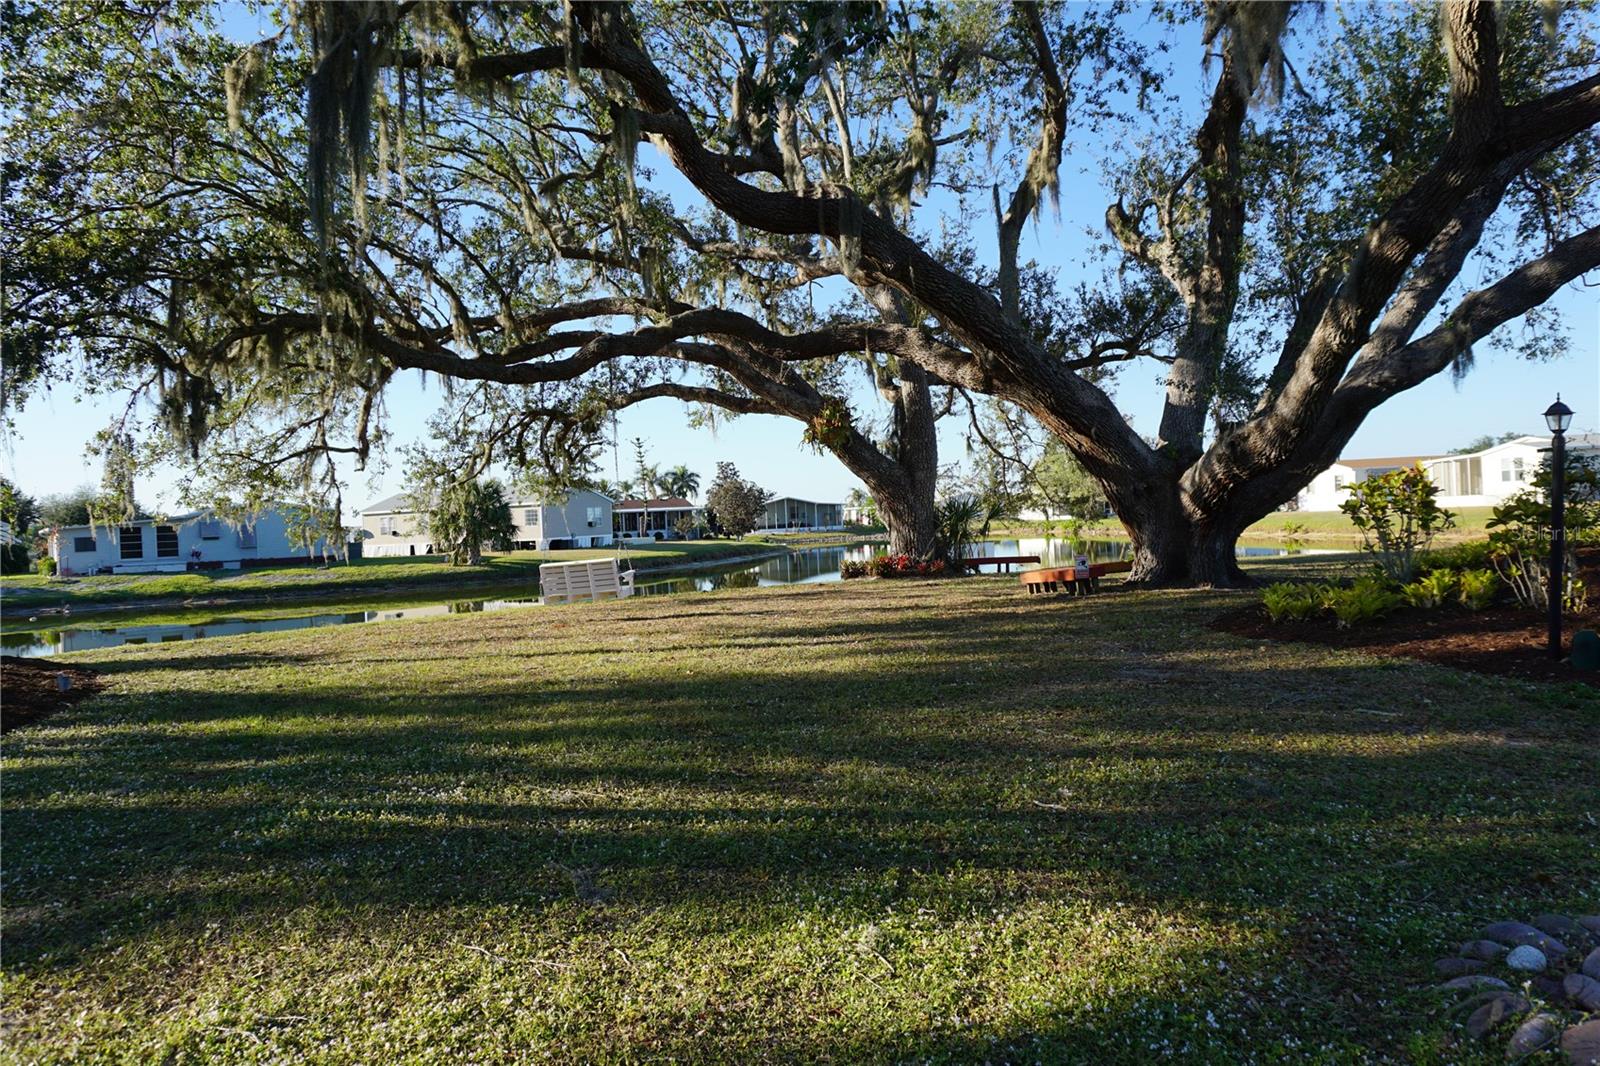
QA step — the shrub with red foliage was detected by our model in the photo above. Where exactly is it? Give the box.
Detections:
[861,554,947,578]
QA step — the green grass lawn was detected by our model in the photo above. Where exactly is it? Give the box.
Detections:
[760,529,885,548]
[3,573,1595,1062]
[993,509,1496,547]
[0,539,784,613]
[1243,507,1497,543]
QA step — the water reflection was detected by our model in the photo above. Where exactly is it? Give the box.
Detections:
[1,596,547,658]
[2,536,1341,657]
[634,542,880,595]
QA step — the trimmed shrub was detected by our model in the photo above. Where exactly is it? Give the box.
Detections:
[1419,540,1493,573]
[1261,582,1324,622]
[1456,568,1500,611]
[32,555,56,576]
[1401,568,1457,609]
[1325,578,1401,627]
[0,543,30,575]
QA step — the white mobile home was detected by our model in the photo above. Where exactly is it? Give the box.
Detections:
[49,507,329,576]
[359,490,614,557]
[1293,455,1442,512]
[1422,433,1600,508]
[754,497,844,533]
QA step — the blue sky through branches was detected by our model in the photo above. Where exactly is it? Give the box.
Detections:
[3,4,1595,516]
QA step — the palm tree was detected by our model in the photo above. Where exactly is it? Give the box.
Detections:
[660,465,701,501]
[636,465,662,498]
[934,494,1011,563]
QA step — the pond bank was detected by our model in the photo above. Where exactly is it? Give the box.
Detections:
[0,540,798,619]
[0,541,895,656]
[2,540,1359,658]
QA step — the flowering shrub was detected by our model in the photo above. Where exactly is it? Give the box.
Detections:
[1340,466,1455,584]
[863,554,947,578]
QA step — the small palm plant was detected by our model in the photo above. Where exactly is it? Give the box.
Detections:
[935,495,1010,564]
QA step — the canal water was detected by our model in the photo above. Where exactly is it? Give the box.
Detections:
[1,537,1338,657]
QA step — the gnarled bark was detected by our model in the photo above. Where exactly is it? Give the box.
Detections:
[346,2,1600,585]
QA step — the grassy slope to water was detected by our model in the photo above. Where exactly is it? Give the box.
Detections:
[995,508,1495,546]
[1243,507,1497,542]
[0,539,782,612]
[3,572,1596,1063]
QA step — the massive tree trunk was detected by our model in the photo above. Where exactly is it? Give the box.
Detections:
[873,478,937,558]
[1122,513,1251,588]
[864,366,939,558]
[821,364,939,559]
[1092,475,1251,589]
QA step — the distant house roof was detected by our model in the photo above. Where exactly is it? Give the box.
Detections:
[765,496,842,506]
[1333,456,1442,470]
[361,493,414,515]
[363,488,613,516]
[1425,433,1600,461]
[615,497,695,511]
[50,507,230,534]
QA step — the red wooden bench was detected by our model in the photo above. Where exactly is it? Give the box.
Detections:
[1019,560,1133,595]
[959,554,1040,573]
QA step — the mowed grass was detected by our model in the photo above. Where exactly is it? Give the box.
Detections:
[0,539,781,611]
[1243,507,1498,542]
[3,576,1596,1063]
[994,508,1495,546]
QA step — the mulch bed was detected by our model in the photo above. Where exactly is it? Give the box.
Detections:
[1210,549,1600,688]
[1,656,105,732]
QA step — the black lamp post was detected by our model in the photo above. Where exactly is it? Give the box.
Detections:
[1544,396,1573,659]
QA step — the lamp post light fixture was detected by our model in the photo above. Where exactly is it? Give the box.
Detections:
[1544,396,1573,660]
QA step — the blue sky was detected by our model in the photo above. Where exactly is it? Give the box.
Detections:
[3,5,1596,515]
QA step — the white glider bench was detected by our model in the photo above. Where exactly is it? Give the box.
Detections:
[539,557,635,603]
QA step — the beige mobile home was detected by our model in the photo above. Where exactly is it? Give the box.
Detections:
[360,490,614,557]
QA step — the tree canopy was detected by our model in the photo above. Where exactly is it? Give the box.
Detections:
[4,0,1597,583]
[704,461,769,536]
[423,477,516,565]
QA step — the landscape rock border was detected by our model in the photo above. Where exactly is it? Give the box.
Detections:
[1431,913,1600,1062]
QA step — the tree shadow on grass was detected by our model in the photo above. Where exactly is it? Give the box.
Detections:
[4,581,1596,1061]
[5,650,1594,977]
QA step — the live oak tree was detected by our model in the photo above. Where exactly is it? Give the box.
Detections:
[5,1,1598,584]
[1,1,1152,561]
